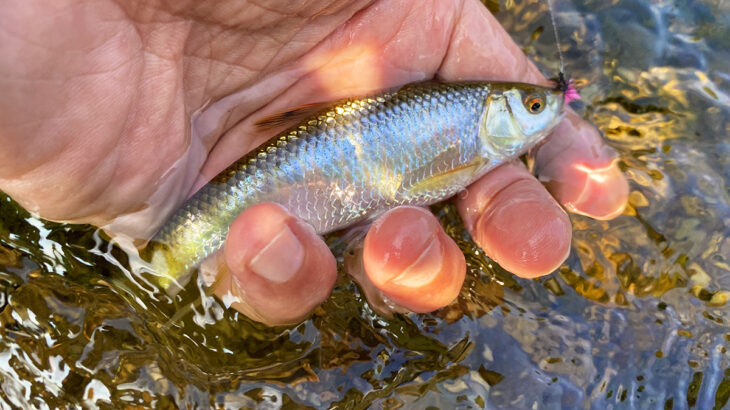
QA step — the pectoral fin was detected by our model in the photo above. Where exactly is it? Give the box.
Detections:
[407,160,482,195]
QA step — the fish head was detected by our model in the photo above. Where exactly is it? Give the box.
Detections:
[478,83,564,158]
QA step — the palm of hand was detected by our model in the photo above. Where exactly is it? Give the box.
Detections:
[2,0,494,234]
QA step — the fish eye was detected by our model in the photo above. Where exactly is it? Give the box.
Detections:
[523,93,546,114]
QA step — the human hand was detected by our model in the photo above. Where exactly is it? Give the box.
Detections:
[0,0,628,325]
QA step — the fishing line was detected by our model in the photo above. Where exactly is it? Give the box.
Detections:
[545,0,568,91]
[545,0,564,74]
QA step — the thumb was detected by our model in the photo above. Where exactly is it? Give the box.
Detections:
[205,203,337,325]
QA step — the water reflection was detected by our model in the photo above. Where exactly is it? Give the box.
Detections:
[1,0,729,408]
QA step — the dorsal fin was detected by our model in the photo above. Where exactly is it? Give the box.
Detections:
[254,102,331,131]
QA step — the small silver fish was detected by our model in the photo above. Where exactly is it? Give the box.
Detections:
[144,81,565,291]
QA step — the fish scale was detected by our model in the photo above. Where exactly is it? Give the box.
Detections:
[143,81,564,291]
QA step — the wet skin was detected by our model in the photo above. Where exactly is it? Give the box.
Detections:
[0,0,628,325]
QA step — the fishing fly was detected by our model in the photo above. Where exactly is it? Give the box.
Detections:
[546,0,580,102]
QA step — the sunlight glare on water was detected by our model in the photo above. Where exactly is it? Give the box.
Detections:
[0,0,729,408]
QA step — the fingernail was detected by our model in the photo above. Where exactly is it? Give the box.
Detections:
[363,207,466,313]
[476,200,571,277]
[469,178,572,278]
[565,160,628,220]
[534,112,628,220]
[364,206,438,284]
[389,238,443,288]
[248,222,304,283]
